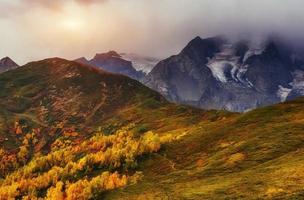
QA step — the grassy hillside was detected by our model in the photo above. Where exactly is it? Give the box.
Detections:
[0,57,167,151]
[0,58,230,199]
[105,98,304,200]
[0,58,303,199]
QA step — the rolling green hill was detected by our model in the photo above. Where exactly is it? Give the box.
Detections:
[0,58,303,199]
[105,98,304,200]
[0,57,168,151]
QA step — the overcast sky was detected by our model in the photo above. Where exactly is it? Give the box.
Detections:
[0,0,303,64]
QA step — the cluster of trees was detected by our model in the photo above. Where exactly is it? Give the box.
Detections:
[46,171,143,200]
[0,130,39,177]
[0,124,161,199]
[0,149,17,177]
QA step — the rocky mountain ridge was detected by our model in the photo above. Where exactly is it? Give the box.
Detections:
[74,51,159,81]
[144,36,304,112]
[0,57,19,73]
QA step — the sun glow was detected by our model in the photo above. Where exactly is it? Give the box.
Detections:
[63,18,84,31]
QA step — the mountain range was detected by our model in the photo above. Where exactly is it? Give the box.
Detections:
[70,36,304,112]
[144,36,304,112]
[2,36,304,113]
[0,58,304,199]
[74,51,159,81]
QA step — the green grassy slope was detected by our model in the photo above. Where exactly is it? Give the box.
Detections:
[104,98,304,200]
[0,58,232,199]
[0,58,232,153]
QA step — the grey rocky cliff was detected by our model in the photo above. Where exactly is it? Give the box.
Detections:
[144,36,304,112]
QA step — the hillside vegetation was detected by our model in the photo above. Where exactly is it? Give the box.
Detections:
[0,58,303,199]
[106,98,304,199]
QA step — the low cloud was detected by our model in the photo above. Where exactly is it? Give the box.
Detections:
[1,0,304,64]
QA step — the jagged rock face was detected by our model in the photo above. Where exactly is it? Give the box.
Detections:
[144,36,304,112]
[91,51,144,80]
[145,37,222,102]
[0,57,19,73]
[197,82,278,112]
[244,42,293,93]
[75,51,145,81]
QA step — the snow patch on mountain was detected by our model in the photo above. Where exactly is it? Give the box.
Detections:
[207,61,229,82]
[206,44,252,85]
[277,85,292,101]
[120,53,160,74]
[241,38,265,62]
[288,70,304,96]
[292,70,304,87]
[207,45,239,82]
[243,48,264,62]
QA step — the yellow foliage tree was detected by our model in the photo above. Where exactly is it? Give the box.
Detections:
[45,181,65,200]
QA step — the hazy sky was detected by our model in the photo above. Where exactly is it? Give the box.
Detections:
[0,0,304,64]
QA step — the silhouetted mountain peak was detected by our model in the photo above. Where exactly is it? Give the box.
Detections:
[0,56,19,73]
[181,36,224,63]
[0,56,18,67]
[263,41,280,58]
[191,36,203,43]
[94,51,121,60]
[79,51,146,80]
